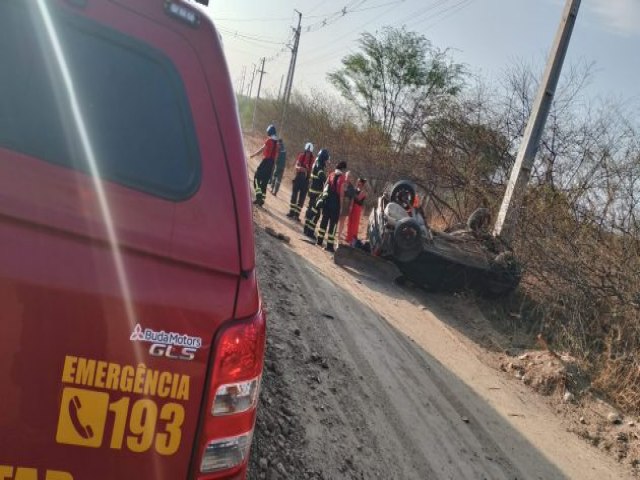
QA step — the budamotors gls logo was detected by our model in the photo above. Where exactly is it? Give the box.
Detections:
[130,324,202,361]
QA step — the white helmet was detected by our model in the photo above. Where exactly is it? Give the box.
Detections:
[304,142,314,153]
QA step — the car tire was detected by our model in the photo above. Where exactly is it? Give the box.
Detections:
[368,207,382,255]
[390,180,416,206]
[467,208,491,235]
[484,252,521,296]
[392,217,423,262]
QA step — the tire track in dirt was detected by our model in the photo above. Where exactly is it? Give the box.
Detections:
[251,226,525,479]
[292,262,437,480]
[294,259,523,480]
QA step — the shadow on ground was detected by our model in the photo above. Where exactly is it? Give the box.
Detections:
[248,226,578,480]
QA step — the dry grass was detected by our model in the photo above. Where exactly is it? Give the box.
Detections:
[240,90,640,414]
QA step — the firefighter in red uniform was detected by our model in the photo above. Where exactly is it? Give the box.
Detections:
[250,124,279,206]
[316,161,347,252]
[345,178,367,245]
[287,142,314,220]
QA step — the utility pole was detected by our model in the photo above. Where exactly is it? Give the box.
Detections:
[493,0,581,241]
[239,66,246,97]
[243,65,251,97]
[277,74,284,102]
[281,9,302,128]
[252,57,266,131]
[248,63,257,98]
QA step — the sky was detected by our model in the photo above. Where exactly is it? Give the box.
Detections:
[200,0,640,104]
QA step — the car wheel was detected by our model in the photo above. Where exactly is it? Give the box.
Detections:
[467,208,491,235]
[368,208,382,254]
[392,217,423,262]
[390,180,416,206]
[485,252,521,296]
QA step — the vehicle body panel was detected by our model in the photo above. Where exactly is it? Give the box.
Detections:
[0,1,258,479]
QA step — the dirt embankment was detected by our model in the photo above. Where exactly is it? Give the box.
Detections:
[245,140,636,480]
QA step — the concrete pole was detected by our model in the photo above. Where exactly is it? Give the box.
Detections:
[281,10,302,129]
[285,10,302,107]
[493,0,581,241]
[239,66,246,97]
[248,63,257,98]
[252,57,266,131]
[277,74,284,102]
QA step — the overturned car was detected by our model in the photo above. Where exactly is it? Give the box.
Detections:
[366,181,521,296]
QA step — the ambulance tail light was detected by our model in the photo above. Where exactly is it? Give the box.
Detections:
[212,377,261,416]
[196,307,265,478]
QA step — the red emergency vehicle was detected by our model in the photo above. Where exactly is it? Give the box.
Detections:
[0,1,264,479]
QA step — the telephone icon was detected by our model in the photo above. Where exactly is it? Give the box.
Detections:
[56,388,109,448]
[68,395,94,440]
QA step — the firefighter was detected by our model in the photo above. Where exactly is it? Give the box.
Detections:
[316,161,347,252]
[270,138,287,196]
[345,178,367,245]
[249,124,279,206]
[303,148,330,239]
[287,142,314,220]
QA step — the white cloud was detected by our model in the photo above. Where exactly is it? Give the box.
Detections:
[589,0,640,35]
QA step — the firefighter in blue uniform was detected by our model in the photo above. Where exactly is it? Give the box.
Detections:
[303,148,330,239]
[316,160,347,252]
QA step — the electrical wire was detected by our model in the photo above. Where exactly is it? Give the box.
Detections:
[297,1,410,66]
[227,0,473,94]
[420,0,476,29]
[404,0,473,29]
[217,27,290,46]
[297,0,465,68]
[305,0,411,33]
[214,15,292,23]
[393,0,453,27]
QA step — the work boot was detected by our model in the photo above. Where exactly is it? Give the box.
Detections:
[324,245,335,253]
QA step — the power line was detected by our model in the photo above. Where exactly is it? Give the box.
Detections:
[307,0,328,15]
[297,1,404,66]
[218,27,289,45]
[214,15,291,23]
[212,1,368,24]
[420,0,476,29]
[304,0,410,33]
[297,0,463,68]
[404,0,473,29]
[394,0,453,26]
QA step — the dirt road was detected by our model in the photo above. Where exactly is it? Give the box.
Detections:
[246,151,633,480]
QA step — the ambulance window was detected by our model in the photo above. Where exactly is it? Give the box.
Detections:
[0,3,201,200]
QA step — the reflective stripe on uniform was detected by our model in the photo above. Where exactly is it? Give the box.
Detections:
[327,224,337,247]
